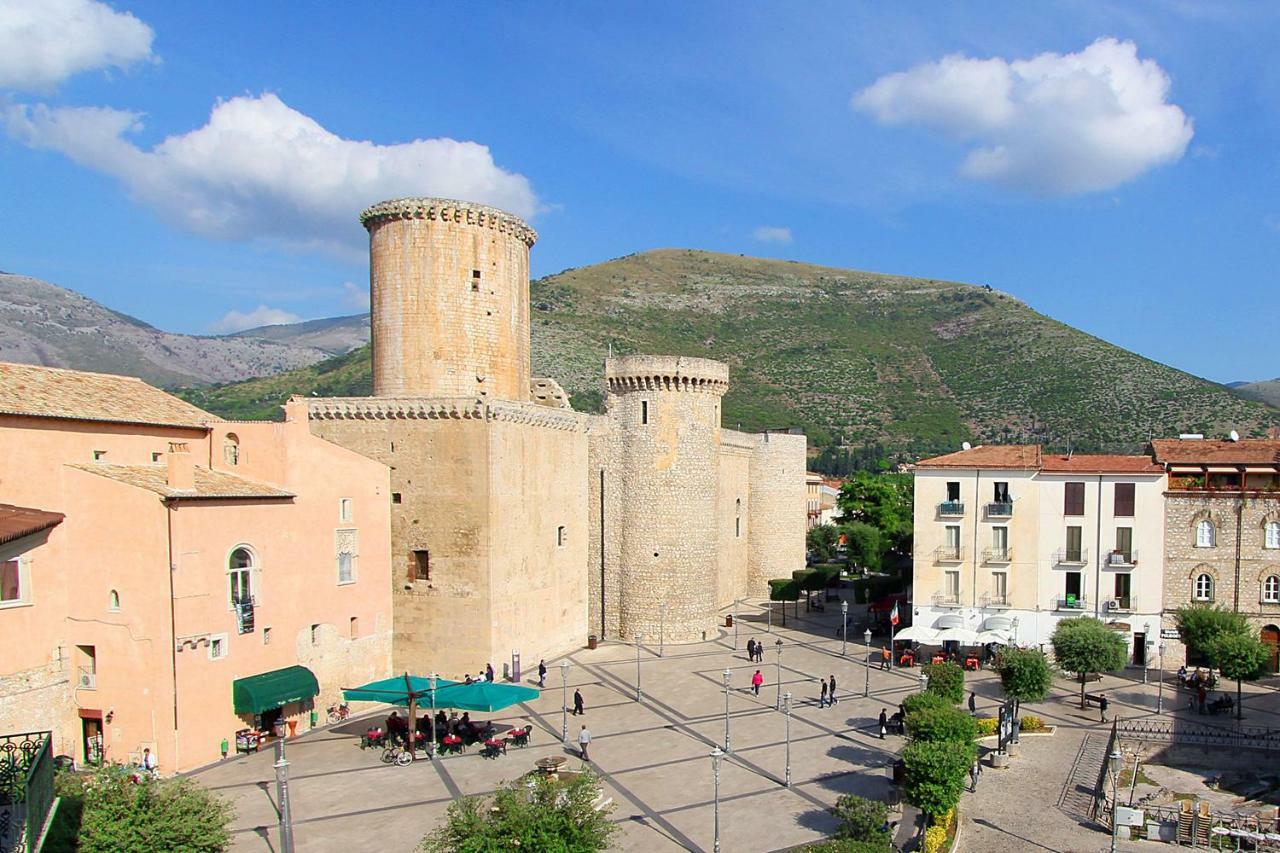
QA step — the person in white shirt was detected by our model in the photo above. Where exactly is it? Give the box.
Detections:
[140,747,157,775]
[577,725,591,762]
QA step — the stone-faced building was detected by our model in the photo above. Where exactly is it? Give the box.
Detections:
[306,198,806,678]
[1151,438,1280,671]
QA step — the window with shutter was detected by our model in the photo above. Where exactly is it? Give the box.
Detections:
[1114,483,1135,517]
[1064,482,1085,516]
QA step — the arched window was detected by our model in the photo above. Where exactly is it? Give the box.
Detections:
[108,590,120,611]
[228,547,254,607]
[1194,573,1214,602]
[1266,522,1280,550]
[1196,520,1216,548]
[223,433,240,466]
[1264,576,1280,604]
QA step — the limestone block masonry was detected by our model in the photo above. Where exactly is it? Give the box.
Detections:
[362,198,536,401]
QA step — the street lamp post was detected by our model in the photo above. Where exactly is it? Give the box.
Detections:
[636,634,644,701]
[733,599,740,650]
[1109,749,1123,853]
[273,722,296,853]
[723,668,732,753]
[559,660,571,745]
[1158,642,1166,714]
[429,672,439,757]
[711,747,724,853]
[841,600,849,656]
[775,639,783,710]
[1143,621,1152,685]
[783,691,793,787]
[864,627,873,697]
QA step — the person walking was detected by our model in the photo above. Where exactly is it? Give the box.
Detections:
[1099,693,1109,723]
[819,679,829,709]
[538,659,547,688]
[828,675,837,706]
[880,646,891,671]
[577,725,591,762]
[746,638,755,662]
[573,688,585,716]
[968,691,977,715]
[969,758,980,792]
[878,709,888,739]
[751,669,763,696]
[485,663,495,683]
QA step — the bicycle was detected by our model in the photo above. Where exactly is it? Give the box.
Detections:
[381,744,413,766]
[327,702,350,723]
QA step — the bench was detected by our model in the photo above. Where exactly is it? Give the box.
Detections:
[1083,693,1106,707]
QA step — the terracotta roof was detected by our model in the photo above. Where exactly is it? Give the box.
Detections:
[1039,454,1164,474]
[0,503,64,547]
[1150,439,1280,467]
[915,445,1042,470]
[68,464,294,500]
[0,362,216,429]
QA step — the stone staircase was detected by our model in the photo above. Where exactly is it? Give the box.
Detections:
[1058,733,1108,822]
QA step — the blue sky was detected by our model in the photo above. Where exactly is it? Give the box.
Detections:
[1,1,1277,381]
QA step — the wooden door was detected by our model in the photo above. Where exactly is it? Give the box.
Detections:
[1262,626,1280,674]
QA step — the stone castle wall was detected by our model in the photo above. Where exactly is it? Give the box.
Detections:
[363,198,535,401]
[747,431,808,598]
[717,433,752,610]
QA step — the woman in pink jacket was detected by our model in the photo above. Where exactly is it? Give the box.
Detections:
[751,669,764,696]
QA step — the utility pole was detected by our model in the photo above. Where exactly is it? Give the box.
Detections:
[723,668,732,753]
[559,660,571,745]
[775,640,783,711]
[635,635,644,701]
[273,723,296,853]
[783,691,793,787]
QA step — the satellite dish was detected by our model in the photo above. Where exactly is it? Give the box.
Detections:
[1229,430,1240,442]
[961,441,972,451]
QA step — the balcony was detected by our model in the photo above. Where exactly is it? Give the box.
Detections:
[981,592,1010,609]
[986,501,1014,518]
[933,591,962,608]
[1054,548,1089,566]
[1054,594,1088,611]
[1105,549,1138,568]
[77,667,97,689]
[982,548,1013,564]
[938,501,965,517]
[933,546,964,563]
[1103,597,1132,613]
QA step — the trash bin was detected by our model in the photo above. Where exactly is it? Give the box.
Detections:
[725,614,734,628]
[587,635,598,650]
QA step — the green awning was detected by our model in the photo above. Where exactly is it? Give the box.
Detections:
[233,665,319,715]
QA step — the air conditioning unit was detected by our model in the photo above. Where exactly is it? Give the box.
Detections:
[1105,599,1119,610]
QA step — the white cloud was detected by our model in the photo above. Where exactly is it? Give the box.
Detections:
[852,38,1193,195]
[0,0,154,92]
[752,225,793,244]
[3,93,539,255]
[209,305,302,334]
[341,281,370,311]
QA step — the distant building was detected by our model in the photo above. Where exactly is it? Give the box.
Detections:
[911,445,1166,660]
[1150,438,1280,671]
[0,364,392,772]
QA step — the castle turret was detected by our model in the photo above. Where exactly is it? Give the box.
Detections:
[361,198,537,400]
[604,355,729,642]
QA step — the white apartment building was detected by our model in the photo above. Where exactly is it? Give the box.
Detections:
[911,445,1167,665]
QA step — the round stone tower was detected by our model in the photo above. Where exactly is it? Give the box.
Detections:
[360,198,538,400]
[605,355,729,643]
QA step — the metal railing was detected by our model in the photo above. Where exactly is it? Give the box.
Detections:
[1055,595,1087,611]
[933,546,964,563]
[0,731,53,853]
[1106,549,1138,567]
[981,592,1010,608]
[986,501,1014,517]
[1114,717,1280,750]
[982,548,1013,563]
[1054,548,1089,565]
[938,501,965,516]
[932,591,962,607]
[1103,597,1132,612]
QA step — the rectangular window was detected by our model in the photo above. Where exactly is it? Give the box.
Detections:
[1114,573,1132,609]
[735,517,741,538]
[1064,482,1085,516]
[77,645,96,688]
[557,526,566,548]
[209,635,227,660]
[0,559,22,603]
[1115,527,1133,562]
[945,570,960,600]
[641,401,649,424]
[993,482,1010,502]
[338,552,354,584]
[350,617,359,639]
[1114,483,1135,517]
[411,550,430,582]
[1266,523,1280,550]
[263,627,271,645]
[339,498,353,522]
[992,571,1008,603]
[1064,571,1082,605]
[946,481,961,502]
[310,624,320,646]
[992,526,1008,555]
[151,452,163,463]
[392,492,402,504]
[1066,526,1083,562]
[93,450,106,461]
[944,524,961,555]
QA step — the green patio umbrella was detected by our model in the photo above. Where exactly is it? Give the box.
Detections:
[430,680,540,713]
[342,674,458,758]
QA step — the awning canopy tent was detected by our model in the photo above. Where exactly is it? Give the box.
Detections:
[430,681,540,713]
[342,674,459,706]
[935,627,980,645]
[892,626,939,643]
[233,665,319,715]
[974,630,1012,645]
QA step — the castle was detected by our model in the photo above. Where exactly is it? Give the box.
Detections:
[305,197,806,676]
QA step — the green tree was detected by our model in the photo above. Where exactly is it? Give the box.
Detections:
[905,704,978,746]
[830,793,892,845]
[421,769,615,852]
[807,524,840,563]
[842,522,885,573]
[1207,632,1269,721]
[922,661,965,704]
[1050,617,1128,708]
[77,765,233,853]
[1174,604,1251,663]
[902,740,973,820]
[998,647,1052,717]
[901,690,948,716]
[836,472,913,552]
[768,578,801,626]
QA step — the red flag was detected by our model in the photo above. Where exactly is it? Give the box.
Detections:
[890,601,900,626]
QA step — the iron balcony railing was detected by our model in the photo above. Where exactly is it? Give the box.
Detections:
[1054,547,1089,565]
[982,548,1013,563]
[932,591,962,607]
[981,592,1010,608]
[938,501,965,516]
[986,501,1014,518]
[1055,594,1087,611]
[0,730,54,853]
[1106,549,1138,567]
[1103,597,1132,612]
[933,546,964,563]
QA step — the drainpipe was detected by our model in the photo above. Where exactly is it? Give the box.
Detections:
[164,499,180,767]
[1094,475,1103,618]
[973,469,981,608]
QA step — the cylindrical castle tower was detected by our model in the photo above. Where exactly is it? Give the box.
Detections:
[605,355,729,643]
[360,198,537,400]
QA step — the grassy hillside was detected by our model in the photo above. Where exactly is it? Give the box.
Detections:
[179,249,1279,454]
[1232,379,1280,409]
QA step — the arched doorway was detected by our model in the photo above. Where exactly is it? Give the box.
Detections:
[1262,625,1280,675]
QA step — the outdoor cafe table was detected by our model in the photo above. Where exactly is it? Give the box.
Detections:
[964,656,980,671]
[440,735,463,754]
[932,654,946,665]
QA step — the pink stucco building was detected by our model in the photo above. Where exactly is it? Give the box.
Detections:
[0,363,392,772]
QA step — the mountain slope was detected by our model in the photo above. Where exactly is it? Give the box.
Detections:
[230,313,370,355]
[1232,379,1280,409]
[177,249,1279,453]
[0,273,340,386]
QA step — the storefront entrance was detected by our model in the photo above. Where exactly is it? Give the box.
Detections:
[1263,625,1280,674]
[81,715,103,766]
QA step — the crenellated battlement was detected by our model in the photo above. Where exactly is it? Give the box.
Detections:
[605,355,730,396]
[359,197,537,247]
[303,396,593,432]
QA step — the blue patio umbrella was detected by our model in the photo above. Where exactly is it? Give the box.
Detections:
[428,680,540,713]
[342,673,459,757]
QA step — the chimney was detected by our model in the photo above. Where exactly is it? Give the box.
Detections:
[166,442,195,490]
